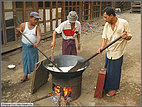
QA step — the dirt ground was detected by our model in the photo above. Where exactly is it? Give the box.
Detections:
[1,11,141,106]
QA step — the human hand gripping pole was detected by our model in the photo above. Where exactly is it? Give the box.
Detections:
[51,47,54,62]
[19,30,63,72]
[68,36,122,72]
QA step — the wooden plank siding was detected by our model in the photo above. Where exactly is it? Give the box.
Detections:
[2,2,7,45]
[1,0,131,53]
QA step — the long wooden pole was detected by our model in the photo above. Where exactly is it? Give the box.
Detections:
[19,30,63,72]
[68,36,122,72]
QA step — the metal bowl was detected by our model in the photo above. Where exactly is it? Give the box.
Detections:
[42,55,90,79]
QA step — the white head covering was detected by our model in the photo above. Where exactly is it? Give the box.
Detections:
[67,11,78,22]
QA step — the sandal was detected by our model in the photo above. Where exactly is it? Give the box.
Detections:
[106,91,117,97]
[20,78,29,83]
[116,90,120,94]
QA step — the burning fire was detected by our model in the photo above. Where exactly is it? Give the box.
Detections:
[52,84,72,105]
[54,86,61,96]
[63,87,71,97]
[53,85,71,97]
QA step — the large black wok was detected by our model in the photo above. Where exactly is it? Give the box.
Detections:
[42,55,90,79]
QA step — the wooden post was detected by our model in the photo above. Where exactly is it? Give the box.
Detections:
[43,1,46,33]
[35,2,39,27]
[92,1,94,18]
[68,1,69,14]
[75,1,77,11]
[99,0,102,17]
[13,2,17,41]
[61,1,65,22]
[50,0,53,31]
[56,0,58,27]
[34,2,39,12]
[88,2,90,20]
[79,1,82,21]
[23,1,26,22]
[71,1,73,10]
[2,2,7,44]
[90,1,93,20]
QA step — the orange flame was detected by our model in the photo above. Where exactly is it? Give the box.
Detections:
[63,87,71,97]
[54,85,71,97]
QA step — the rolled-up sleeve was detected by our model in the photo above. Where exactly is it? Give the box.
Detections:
[55,23,64,33]
[102,23,108,39]
[124,21,132,37]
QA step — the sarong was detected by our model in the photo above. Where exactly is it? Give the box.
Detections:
[62,39,77,55]
[22,42,38,75]
[103,55,123,90]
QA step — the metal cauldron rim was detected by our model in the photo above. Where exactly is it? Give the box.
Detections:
[42,55,90,79]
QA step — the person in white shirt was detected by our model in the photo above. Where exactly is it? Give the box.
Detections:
[16,12,41,83]
[51,11,81,55]
[97,7,132,96]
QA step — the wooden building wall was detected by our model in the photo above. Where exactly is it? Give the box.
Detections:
[1,1,37,45]
[1,0,131,53]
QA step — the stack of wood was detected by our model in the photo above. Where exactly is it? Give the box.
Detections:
[131,1,141,13]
